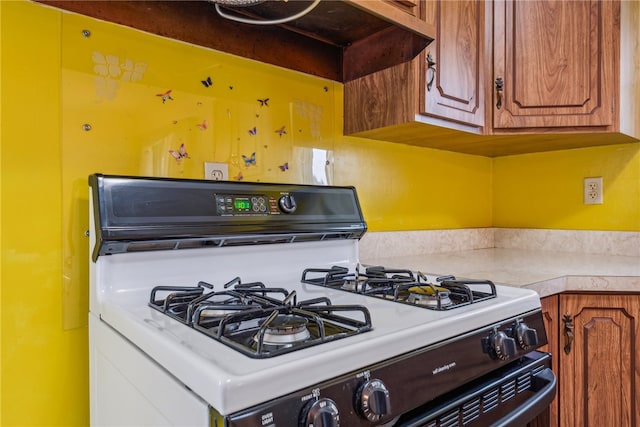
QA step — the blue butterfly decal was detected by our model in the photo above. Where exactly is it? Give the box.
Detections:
[248,126,257,136]
[201,76,212,88]
[279,162,289,172]
[242,152,256,168]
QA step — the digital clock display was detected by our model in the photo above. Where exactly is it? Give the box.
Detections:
[216,193,270,216]
[234,199,251,211]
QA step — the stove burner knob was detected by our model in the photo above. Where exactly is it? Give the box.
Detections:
[358,379,391,422]
[490,330,517,360]
[301,398,340,427]
[515,322,539,349]
[278,194,297,214]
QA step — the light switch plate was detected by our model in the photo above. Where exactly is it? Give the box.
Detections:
[204,162,229,181]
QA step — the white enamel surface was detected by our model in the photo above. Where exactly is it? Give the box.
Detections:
[91,239,542,415]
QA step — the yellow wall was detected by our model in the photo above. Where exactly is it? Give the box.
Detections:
[494,144,640,231]
[0,1,638,426]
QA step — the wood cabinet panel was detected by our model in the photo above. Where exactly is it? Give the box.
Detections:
[419,0,486,127]
[538,295,559,427]
[559,293,640,427]
[492,0,615,129]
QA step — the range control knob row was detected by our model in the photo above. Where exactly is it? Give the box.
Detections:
[358,379,391,422]
[301,398,340,427]
[514,322,539,350]
[490,330,517,360]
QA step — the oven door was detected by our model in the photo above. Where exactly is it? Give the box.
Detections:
[394,351,556,427]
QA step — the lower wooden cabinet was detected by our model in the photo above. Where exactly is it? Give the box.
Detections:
[539,293,640,427]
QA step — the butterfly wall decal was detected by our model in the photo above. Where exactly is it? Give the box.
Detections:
[275,126,286,137]
[279,162,289,172]
[248,127,257,136]
[234,171,244,181]
[197,120,209,130]
[201,76,212,88]
[242,152,256,168]
[169,143,190,162]
[257,98,269,107]
[156,89,173,103]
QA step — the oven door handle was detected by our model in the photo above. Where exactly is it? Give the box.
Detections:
[493,368,557,427]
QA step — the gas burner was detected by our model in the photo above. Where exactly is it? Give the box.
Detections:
[149,278,372,358]
[257,313,311,346]
[302,266,498,310]
[301,265,416,293]
[406,285,453,308]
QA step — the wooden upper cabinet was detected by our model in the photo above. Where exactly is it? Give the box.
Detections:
[420,0,486,127]
[344,0,488,142]
[344,0,639,156]
[492,0,615,129]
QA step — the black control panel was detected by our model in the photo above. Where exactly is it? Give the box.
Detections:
[88,174,367,260]
[226,310,548,427]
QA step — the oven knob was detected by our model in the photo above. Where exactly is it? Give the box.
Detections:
[490,330,517,360]
[301,398,340,427]
[278,194,297,214]
[358,379,391,422]
[514,322,539,349]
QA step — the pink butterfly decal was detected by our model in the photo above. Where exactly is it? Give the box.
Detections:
[169,143,190,162]
[248,126,257,136]
[242,152,256,168]
[257,98,269,107]
[156,89,173,103]
[197,120,209,130]
[234,171,244,181]
[279,162,289,172]
[275,126,286,137]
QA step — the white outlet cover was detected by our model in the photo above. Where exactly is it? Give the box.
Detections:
[204,162,229,181]
[584,177,603,205]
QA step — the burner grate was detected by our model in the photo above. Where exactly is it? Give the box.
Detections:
[149,277,372,358]
[302,266,497,310]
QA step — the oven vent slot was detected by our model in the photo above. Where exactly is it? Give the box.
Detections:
[516,372,532,393]
[461,398,481,424]
[481,388,499,413]
[500,379,517,402]
[439,409,461,427]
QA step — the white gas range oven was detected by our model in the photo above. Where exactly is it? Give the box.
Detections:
[88,174,556,427]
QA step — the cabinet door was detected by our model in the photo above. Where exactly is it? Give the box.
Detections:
[420,0,486,127]
[559,293,640,427]
[492,0,616,129]
[538,295,559,427]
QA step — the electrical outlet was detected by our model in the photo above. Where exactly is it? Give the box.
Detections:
[204,162,229,181]
[584,177,603,204]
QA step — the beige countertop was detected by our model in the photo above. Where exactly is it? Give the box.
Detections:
[361,248,640,298]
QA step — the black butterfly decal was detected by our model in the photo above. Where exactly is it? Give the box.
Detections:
[257,98,270,107]
[248,126,257,136]
[279,162,289,172]
[201,76,213,88]
[275,126,286,137]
